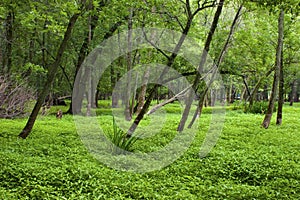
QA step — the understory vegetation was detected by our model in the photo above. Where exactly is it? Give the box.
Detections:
[0,102,299,199]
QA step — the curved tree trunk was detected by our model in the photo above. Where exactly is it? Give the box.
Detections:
[19,13,80,139]
[126,1,217,137]
[262,9,284,129]
[177,0,225,132]
[187,4,242,129]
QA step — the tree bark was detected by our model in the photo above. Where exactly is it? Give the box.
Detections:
[111,64,118,108]
[262,9,284,129]
[86,2,94,116]
[276,47,284,125]
[136,67,150,115]
[289,79,297,106]
[19,13,80,139]
[124,8,134,121]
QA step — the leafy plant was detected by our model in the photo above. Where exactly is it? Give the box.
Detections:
[231,100,244,110]
[0,102,300,199]
[244,101,277,114]
[107,117,139,155]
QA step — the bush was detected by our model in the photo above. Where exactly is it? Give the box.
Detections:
[231,100,244,110]
[0,76,35,118]
[244,101,277,114]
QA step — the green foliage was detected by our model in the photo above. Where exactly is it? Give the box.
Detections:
[230,100,245,111]
[107,117,139,155]
[244,101,277,114]
[1,103,300,199]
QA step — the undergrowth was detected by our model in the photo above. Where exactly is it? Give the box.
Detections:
[0,102,299,199]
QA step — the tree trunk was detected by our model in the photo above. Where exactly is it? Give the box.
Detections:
[188,4,243,128]
[111,64,118,108]
[124,8,134,121]
[126,1,216,136]
[289,80,297,106]
[19,13,80,139]
[226,84,231,105]
[86,3,93,116]
[136,67,150,115]
[242,75,251,100]
[177,0,225,132]
[67,9,99,114]
[262,9,284,129]
[4,10,14,75]
[248,66,274,107]
[86,67,92,116]
[127,17,193,136]
[290,79,298,106]
[69,1,124,113]
[276,47,284,125]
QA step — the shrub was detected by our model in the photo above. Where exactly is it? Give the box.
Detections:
[231,100,244,110]
[107,117,139,155]
[0,76,35,118]
[244,101,277,114]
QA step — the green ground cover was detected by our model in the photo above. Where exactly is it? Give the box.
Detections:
[0,102,299,199]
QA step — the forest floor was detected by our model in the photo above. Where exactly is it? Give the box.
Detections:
[0,102,299,199]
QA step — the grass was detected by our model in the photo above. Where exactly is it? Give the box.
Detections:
[0,102,299,199]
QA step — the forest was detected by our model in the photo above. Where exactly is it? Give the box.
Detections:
[0,0,300,199]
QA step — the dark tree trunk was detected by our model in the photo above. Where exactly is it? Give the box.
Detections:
[276,48,284,125]
[289,80,298,106]
[86,2,94,116]
[19,14,80,139]
[242,75,251,100]
[226,84,231,104]
[42,20,47,68]
[262,9,284,129]
[177,0,225,132]
[187,4,242,129]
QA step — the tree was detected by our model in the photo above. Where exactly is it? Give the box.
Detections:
[177,0,225,132]
[126,0,218,137]
[19,9,81,138]
[262,9,284,128]
[124,8,134,121]
[188,3,243,128]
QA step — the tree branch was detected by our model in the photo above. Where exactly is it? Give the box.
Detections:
[142,27,170,60]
